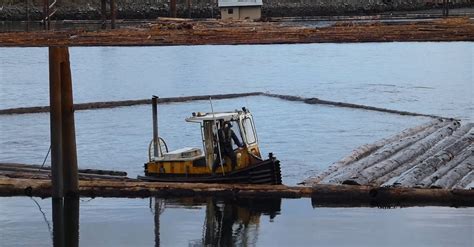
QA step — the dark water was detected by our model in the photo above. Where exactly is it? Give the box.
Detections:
[0,43,473,246]
[1,197,473,247]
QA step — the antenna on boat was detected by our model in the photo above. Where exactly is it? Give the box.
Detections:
[210,97,225,175]
[152,95,162,158]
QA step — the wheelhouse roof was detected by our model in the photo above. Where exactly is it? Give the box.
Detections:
[186,112,240,123]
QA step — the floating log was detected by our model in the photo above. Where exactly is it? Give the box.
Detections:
[302,119,443,185]
[0,92,262,115]
[320,120,449,184]
[378,123,473,186]
[418,145,473,188]
[346,121,459,185]
[0,163,127,177]
[0,169,132,181]
[453,171,474,190]
[431,156,474,189]
[392,131,474,187]
[0,177,472,206]
[262,93,448,119]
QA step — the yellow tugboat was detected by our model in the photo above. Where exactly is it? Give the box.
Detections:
[139,96,282,185]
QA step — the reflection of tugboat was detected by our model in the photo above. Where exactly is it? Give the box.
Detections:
[139,97,282,185]
[152,197,281,247]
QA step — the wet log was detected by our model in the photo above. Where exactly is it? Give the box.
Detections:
[346,121,459,185]
[263,93,448,119]
[320,121,449,184]
[379,123,473,186]
[302,119,443,185]
[453,171,474,190]
[0,177,472,206]
[391,131,474,187]
[418,145,473,188]
[0,163,127,177]
[0,166,131,181]
[431,156,474,189]
[0,92,263,115]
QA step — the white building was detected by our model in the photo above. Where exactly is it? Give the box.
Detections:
[218,0,263,20]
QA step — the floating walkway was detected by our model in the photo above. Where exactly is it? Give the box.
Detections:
[302,119,474,190]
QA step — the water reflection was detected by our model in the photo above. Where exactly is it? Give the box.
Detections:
[52,198,79,247]
[152,197,281,247]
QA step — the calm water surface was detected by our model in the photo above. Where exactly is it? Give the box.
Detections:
[0,43,473,246]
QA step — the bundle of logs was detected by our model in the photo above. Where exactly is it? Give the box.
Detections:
[302,119,474,190]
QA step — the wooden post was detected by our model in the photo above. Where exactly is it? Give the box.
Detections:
[25,0,30,32]
[110,0,116,29]
[43,0,49,30]
[49,46,78,199]
[49,47,64,198]
[60,49,79,197]
[170,0,177,18]
[101,0,107,29]
[187,0,192,18]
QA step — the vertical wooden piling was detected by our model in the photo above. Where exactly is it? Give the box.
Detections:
[101,0,107,29]
[49,47,64,198]
[170,0,177,18]
[25,0,30,32]
[49,46,78,198]
[64,198,80,247]
[43,0,49,30]
[60,49,79,197]
[110,0,117,29]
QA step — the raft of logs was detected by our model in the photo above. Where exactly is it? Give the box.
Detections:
[302,119,474,190]
[0,17,472,47]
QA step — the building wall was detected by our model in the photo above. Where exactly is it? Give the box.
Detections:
[239,6,261,19]
[220,6,261,19]
[220,7,240,19]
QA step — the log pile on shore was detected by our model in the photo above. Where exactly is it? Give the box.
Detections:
[0,17,472,47]
[302,119,474,190]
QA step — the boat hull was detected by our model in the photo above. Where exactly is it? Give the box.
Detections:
[138,158,282,185]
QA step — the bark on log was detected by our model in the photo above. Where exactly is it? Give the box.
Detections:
[418,145,473,188]
[431,156,474,189]
[0,177,472,206]
[345,121,459,185]
[302,119,443,185]
[320,120,449,184]
[379,123,473,186]
[453,171,474,190]
[391,131,474,187]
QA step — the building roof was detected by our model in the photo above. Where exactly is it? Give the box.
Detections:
[186,112,239,123]
[218,0,263,7]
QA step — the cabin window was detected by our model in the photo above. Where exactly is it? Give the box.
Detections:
[228,8,234,14]
[242,118,256,144]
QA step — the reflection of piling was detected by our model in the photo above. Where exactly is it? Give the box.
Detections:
[52,198,80,247]
[49,47,79,198]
